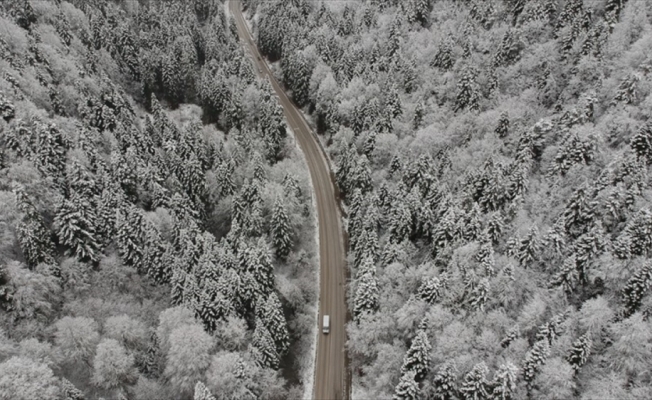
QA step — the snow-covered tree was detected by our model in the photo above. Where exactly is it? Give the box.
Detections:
[431,362,457,400]
[566,334,592,372]
[393,369,419,400]
[194,381,216,400]
[252,317,279,369]
[523,340,550,386]
[271,197,293,259]
[460,362,491,400]
[54,194,101,263]
[400,330,432,381]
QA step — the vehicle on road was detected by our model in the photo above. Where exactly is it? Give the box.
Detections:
[323,315,330,334]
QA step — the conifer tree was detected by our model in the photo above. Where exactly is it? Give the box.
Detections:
[566,334,592,372]
[432,38,453,71]
[419,276,443,304]
[460,362,490,400]
[393,370,419,400]
[500,325,520,348]
[14,186,57,269]
[400,330,432,381]
[35,122,70,188]
[432,362,457,400]
[386,84,403,118]
[259,292,290,356]
[491,362,518,400]
[60,378,85,400]
[354,264,379,320]
[622,263,652,318]
[252,317,279,369]
[454,66,480,112]
[271,197,292,260]
[54,194,101,263]
[194,382,216,400]
[495,111,509,138]
[116,206,146,270]
[550,255,579,294]
[522,340,550,386]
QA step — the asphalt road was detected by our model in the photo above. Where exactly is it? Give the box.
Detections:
[229,2,349,399]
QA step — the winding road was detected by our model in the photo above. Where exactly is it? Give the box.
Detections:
[229,2,349,399]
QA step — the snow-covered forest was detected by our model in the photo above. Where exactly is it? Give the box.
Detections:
[249,0,652,399]
[0,1,318,399]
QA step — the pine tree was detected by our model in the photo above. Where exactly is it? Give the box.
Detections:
[495,111,509,138]
[432,363,457,400]
[515,227,540,267]
[432,38,453,71]
[400,330,432,381]
[550,255,579,294]
[354,264,379,320]
[386,84,403,118]
[116,206,146,270]
[252,317,280,369]
[460,362,490,400]
[562,188,597,237]
[522,340,550,386]
[194,381,216,400]
[271,197,293,259]
[419,276,443,304]
[14,186,56,269]
[536,312,567,345]
[491,362,518,400]
[34,122,70,188]
[454,66,480,112]
[393,370,419,400]
[500,325,520,348]
[468,278,490,312]
[258,292,290,356]
[622,263,652,318]
[566,334,592,372]
[631,121,652,164]
[60,378,85,400]
[54,193,101,263]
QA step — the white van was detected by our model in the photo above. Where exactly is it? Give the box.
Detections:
[323,315,330,334]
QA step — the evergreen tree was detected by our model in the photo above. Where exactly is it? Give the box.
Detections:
[393,370,419,400]
[468,278,490,312]
[566,334,592,372]
[14,187,56,269]
[419,276,443,304]
[194,381,216,400]
[54,194,101,263]
[354,264,379,320]
[622,263,652,318]
[271,197,293,259]
[459,362,490,400]
[454,66,480,112]
[432,38,454,70]
[60,378,85,400]
[115,206,146,270]
[432,362,457,400]
[258,292,290,356]
[34,122,70,188]
[386,84,403,118]
[550,255,579,295]
[252,317,279,369]
[500,325,520,348]
[495,111,509,138]
[522,340,550,386]
[491,362,518,400]
[400,330,432,381]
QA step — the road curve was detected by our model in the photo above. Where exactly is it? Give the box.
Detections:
[228,2,349,400]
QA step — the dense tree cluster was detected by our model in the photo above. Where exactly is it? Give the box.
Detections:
[252,0,652,398]
[0,0,317,398]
